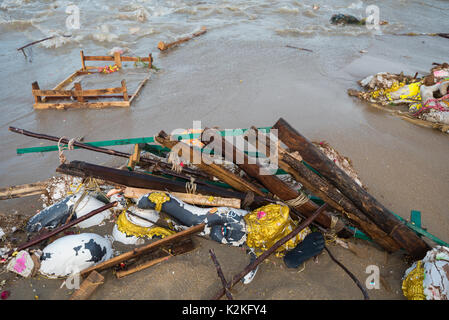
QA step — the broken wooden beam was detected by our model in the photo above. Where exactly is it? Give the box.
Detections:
[155,131,265,196]
[273,118,430,259]
[124,187,241,208]
[158,26,207,51]
[69,270,104,300]
[201,128,345,233]
[213,203,328,300]
[248,127,400,252]
[115,255,171,279]
[79,223,205,277]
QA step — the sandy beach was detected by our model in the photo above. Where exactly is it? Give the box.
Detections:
[0,0,448,301]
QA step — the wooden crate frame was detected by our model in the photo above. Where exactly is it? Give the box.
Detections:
[32,51,152,110]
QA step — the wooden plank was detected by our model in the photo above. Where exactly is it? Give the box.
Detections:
[31,82,41,103]
[0,181,48,200]
[158,26,207,51]
[273,117,431,259]
[126,143,141,170]
[124,187,241,208]
[79,223,205,277]
[121,80,129,101]
[129,74,150,104]
[83,56,152,62]
[53,70,82,91]
[33,87,125,97]
[33,101,130,110]
[80,50,86,71]
[74,82,85,102]
[113,52,122,68]
[116,256,171,279]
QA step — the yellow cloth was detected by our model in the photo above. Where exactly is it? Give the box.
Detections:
[116,211,175,239]
[402,261,426,300]
[244,204,311,257]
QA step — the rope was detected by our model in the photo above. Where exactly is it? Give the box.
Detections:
[284,191,310,208]
[167,150,183,173]
[185,176,197,194]
[57,137,76,164]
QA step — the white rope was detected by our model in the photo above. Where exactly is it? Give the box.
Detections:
[167,150,183,173]
[185,176,197,194]
[57,137,77,164]
[284,191,310,207]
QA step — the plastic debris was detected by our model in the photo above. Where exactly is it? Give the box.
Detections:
[39,233,113,278]
[6,250,34,278]
[402,246,449,300]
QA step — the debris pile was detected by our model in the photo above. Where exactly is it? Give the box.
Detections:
[1,118,448,300]
[348,63,449,133]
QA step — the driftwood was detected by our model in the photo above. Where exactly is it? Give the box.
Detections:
[7,202,117,256]
[155,131,265,196]
[124,187,241,208]
[273,118,430,259]
[0,181,48,200]
[285,45,313,52]
[69,270,104,300]
[212,203,328,300]
[201,128,345,233]
[248,127,399,252]
[209,249,233,300]
[79,223,205,277]
[158,27,207,51]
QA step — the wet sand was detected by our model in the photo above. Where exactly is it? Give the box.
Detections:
[1,9,449,300]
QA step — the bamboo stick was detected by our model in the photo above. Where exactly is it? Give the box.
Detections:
[115,255,170,279]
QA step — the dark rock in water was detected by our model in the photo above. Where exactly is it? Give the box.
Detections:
[330,13,365,25]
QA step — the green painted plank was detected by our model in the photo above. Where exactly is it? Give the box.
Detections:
[410,210,422,228]
[16,126,272,155]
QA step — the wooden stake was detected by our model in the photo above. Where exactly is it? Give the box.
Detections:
[69,271,104,300]
[80,50,86,71]
[31,82,41,103]
[121,79,129,101]
[113,51,122,68]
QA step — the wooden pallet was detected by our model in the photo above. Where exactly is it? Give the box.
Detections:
[32,51,152,110]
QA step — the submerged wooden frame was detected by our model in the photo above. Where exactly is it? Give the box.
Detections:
[32,51,152,110]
